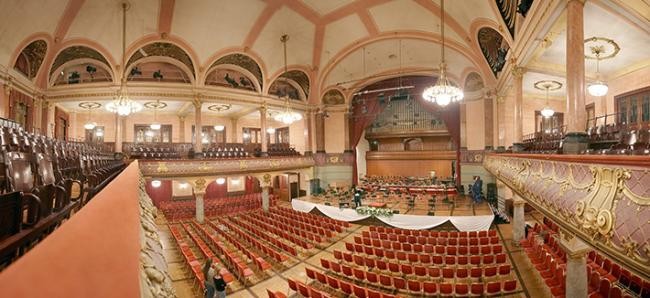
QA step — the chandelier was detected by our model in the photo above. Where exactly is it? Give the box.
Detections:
[422,0,464,106]
[585,37,619,97]
[272,34,302,125]
[144,100,165,130]
[107,2,142,116]
[534,80,562,118]
[80,102,101,130]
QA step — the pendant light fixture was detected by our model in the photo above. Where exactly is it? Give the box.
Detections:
[585,37,619,97]
[534,80,562,118]
[422,0,464,106]
[150,99,161,130]
[83,106,96,130]
[80,102,101,130]
[106,2,142,116]
[273,34,303,125]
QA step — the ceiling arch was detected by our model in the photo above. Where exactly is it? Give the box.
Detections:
[208,53,265,91]
[13,39,48,80]
[126,42,196,79]
[49,45,111,78]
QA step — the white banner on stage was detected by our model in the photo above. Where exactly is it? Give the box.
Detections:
[291,199,494,231]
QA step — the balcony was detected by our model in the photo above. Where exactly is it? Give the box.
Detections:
[484,153,650,280]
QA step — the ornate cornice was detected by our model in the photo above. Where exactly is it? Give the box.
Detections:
[139,156,315,178]
[484,154,650,279]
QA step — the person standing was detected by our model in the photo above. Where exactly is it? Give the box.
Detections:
[472,176,483,203]
[202,259,216,298]
[353,186,362,208]
[213,267,227,298]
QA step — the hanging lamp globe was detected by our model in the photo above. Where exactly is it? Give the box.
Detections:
[540,106,555,118]
[149,123,161,130]
[587,81,608,97]
[84,122,97,130]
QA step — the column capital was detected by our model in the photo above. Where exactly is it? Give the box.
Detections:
[558,232,592,258]
[567,0,586,5]
[178,115,185,121]
[192,94,203,109]
[192,178,207,193]
[511,66,526,78]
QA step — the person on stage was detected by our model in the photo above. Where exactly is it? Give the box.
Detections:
[472,176,483,203]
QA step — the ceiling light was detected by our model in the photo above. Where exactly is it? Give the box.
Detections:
[243,132,250,139]
[422,0,464,107]
[151,180,161,188]
[216,178,226,185]
[584,37,619,97]
[534,80,562,119]
[107,2,142,117]
[150,123,161,130]
[84,122,97,130]
[588,81,608,97]
[214,125,225,131]
[266,128,276,134]
[95,130,104,137]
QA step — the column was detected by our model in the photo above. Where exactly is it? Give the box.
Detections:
[46,101,56,138]
[194,178,207,223]
[69,111,77,140]
[230,118,238,143]
[259,106,268,156]
[566,0,587,132]
[512,193,526,245]
[33,97,43,133]
[304,111,313,155]
[115,114,123,152]
[484,97,494,149]
[121,116,127,141]
[193,97,203,153]
[315,110,325,153]
[559,234,591,298]
[344,108,352,152]
[460,103,467,148]
[262,186,269,212]
[178,115,185,143]
[0,84,9,118]
[512,66,525,145]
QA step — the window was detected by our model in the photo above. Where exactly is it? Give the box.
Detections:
[191,126,226,145]
[134,124,172,143]
[586,103,595,128]
[616,86,650,126]
[242,127,261,144]
[535,111,564,134]
[85,126,104,143]
[274,127,290,144]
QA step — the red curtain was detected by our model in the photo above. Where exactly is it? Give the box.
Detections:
[145,180,172,207]
[350,94,388,184]
[245,176,260,194]
[205,181,228,199]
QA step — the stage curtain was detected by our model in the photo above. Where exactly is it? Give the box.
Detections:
[144,180,172,207]
[350,95,387,184]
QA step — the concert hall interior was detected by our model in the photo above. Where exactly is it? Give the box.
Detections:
[0,0,649,297]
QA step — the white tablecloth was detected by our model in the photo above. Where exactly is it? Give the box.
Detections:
[291,199,494,231]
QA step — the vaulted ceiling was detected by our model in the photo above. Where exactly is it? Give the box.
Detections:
[0,0,647,106]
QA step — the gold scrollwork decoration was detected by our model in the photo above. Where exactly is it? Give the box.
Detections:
[574,167,626,238]
[156,162,168,173]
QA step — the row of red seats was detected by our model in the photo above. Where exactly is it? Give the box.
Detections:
[356,234,502,253]
[264,210,335,238]
[159,193,266,220]
[227,216,297,256]
[339,244,509,269]
[587,251,649,296]
[369,226,498,238]
[363,230,500,246]
[275,206,350,228]
[347,241,505,264]
[179,223,235,284]
[304,267,397,298]
[215,218,288,263]
[287,278,331,298]
[168,225,207,292]
[271,207,347,232]
[204,220,271,272]
[318,261,518,297]
[191,220,254,281]
[249,211,326,243]
[327,253,512,282]
[240,213,314,249]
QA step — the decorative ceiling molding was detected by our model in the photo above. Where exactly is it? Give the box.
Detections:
[127,42,195,78]
[157,0,176,36]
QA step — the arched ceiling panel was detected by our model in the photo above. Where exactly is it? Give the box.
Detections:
[464,72,484,93]
[14,40,47,79]
[321,14,368,67]
[0,0,64,64]
[171,0,266,61]
[324,39,474,89]
[211,53,263,89]
[205,67,258,92]
[478,27,509,77]
[66,0,158,63]
[127,61,191,84]
[369,0,466,45]
[322,89,345,105]
[52,61,112,86]
[280,70,310,98]
[50,46,110,77]
[251,6,315,76]
[434,0,501,34]
[269,79,304,101]
[127,42,195,77]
